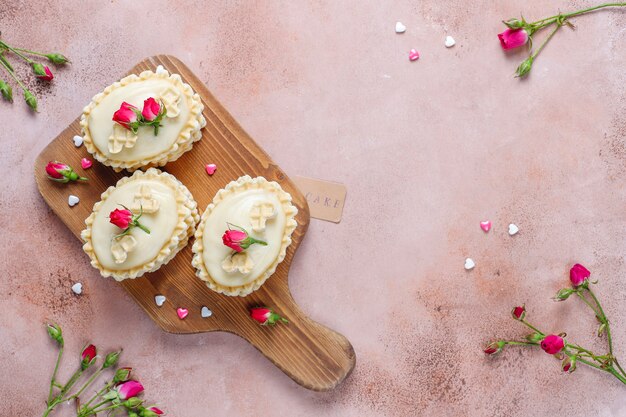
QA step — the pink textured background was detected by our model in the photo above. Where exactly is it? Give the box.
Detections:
[1,1,625,416]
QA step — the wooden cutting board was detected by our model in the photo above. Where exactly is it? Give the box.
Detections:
[34,55,355,391]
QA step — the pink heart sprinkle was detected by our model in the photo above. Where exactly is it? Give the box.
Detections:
[409,49,420,61]
[81,158,93,169]
[480,221,492,233]
[205,163,217,175]
[177,308,189,320]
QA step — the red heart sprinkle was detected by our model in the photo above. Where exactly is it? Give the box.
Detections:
[177,308,189,319]
[205,163,217,175]
[480,221,492,233]
[81,158,93,169]
[409,49,420,61]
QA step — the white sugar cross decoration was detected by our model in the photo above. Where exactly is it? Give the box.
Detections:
[108,124,138,154]
[130,185,160,214]
[159,87,181,118]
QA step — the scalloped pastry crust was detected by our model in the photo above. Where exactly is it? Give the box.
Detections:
[81,168,199,281]
[80,66,206,172]
[192,176,298,297]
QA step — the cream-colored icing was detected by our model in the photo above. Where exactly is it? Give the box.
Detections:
[88,79,189,162]
[201,189,284,287]
[90,179,178,270]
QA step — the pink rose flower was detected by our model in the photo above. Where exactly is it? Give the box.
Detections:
[109,208,133,229]
[498,28,529,50]
[117,380,144,401]
[511,305,525,320]
[146,406,164,416]
[570,263,590,287]
[113,102,139,130]
[45,161,69,180]
[222,229,248,252]
[483,341,505,355]
[540,334,565,355]
[141,97,161,122]
[81,344,97,370]
[250,307,288,326]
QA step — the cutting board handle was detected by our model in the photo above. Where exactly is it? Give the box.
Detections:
[236,297,355,391]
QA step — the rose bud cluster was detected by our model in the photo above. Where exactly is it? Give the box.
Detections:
[250,307,289,326]
[222,224,267,253]
[109,207,151,237]
[45,161,88,183]
[112,98,166,135]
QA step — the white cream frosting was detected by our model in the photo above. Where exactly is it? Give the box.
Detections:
[89,79,189,162]
[80,69,206,172]
[192,176,298,297]
[203,188,285,287]
[90,179,178,270]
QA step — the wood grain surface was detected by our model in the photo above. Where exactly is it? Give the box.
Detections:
[34,55,355,391]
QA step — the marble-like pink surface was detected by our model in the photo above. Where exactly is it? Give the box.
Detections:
[1,1,625,416]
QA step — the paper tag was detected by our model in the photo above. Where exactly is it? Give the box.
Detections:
[293,176,346,223]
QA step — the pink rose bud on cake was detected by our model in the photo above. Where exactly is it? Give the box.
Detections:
[113,102,140,132]
[540,334,565,355]
[497,28,529,50]
[141,98,161,121]
[32,62,54,81]
[250,307,289,326]
[109,208,133,229]
[570,263,590,288]
[81,344,97,370]
[511,305,525,321]
[117,380,144,400]
[222,224,267,252]
[483,341,505,355]
[45,161,88,183]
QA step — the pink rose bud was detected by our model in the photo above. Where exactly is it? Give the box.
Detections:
[511,305,525,321]
[45,161,88,183]
[32,62,54,81]
[250,307,289,326]
[113,102,140,132]
[109,208,133,229]
[540,334,565,355]
[498,28,529,50]
[81,344,97,370]
[562,355,576,373]
[222,224,267,252]
[141,97,162,122]
[570,263,590,287]
[117,380,144,401]
[141,407,164,417]
[114,367,132,383]
[483,341,505,355]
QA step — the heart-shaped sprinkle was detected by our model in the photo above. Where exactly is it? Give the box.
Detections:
[177,307,189,320]
[71,282,82,295]
[508,223,519,236]
[480,221,492,233]
[154,295,166,307]
[395,21,406,33]
[81,158,93,169]
[73,135,84,147]
[409,49,420,61]
[445,35,456,48]
[68,195,80,207]
[205,163,217,175]
[464,258,475,270]
[201,306,212,318]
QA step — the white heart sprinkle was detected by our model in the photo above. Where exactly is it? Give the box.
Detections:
[71,282,82,294]
[201,306,212,318]
[155,65,166,74]
[445,35,456,48]
[68,195,79,207]
[508,223,519,236]
[154,295,166,307]
[73,135,84,147]
[395,21,406,33]
[464,258,475,270]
